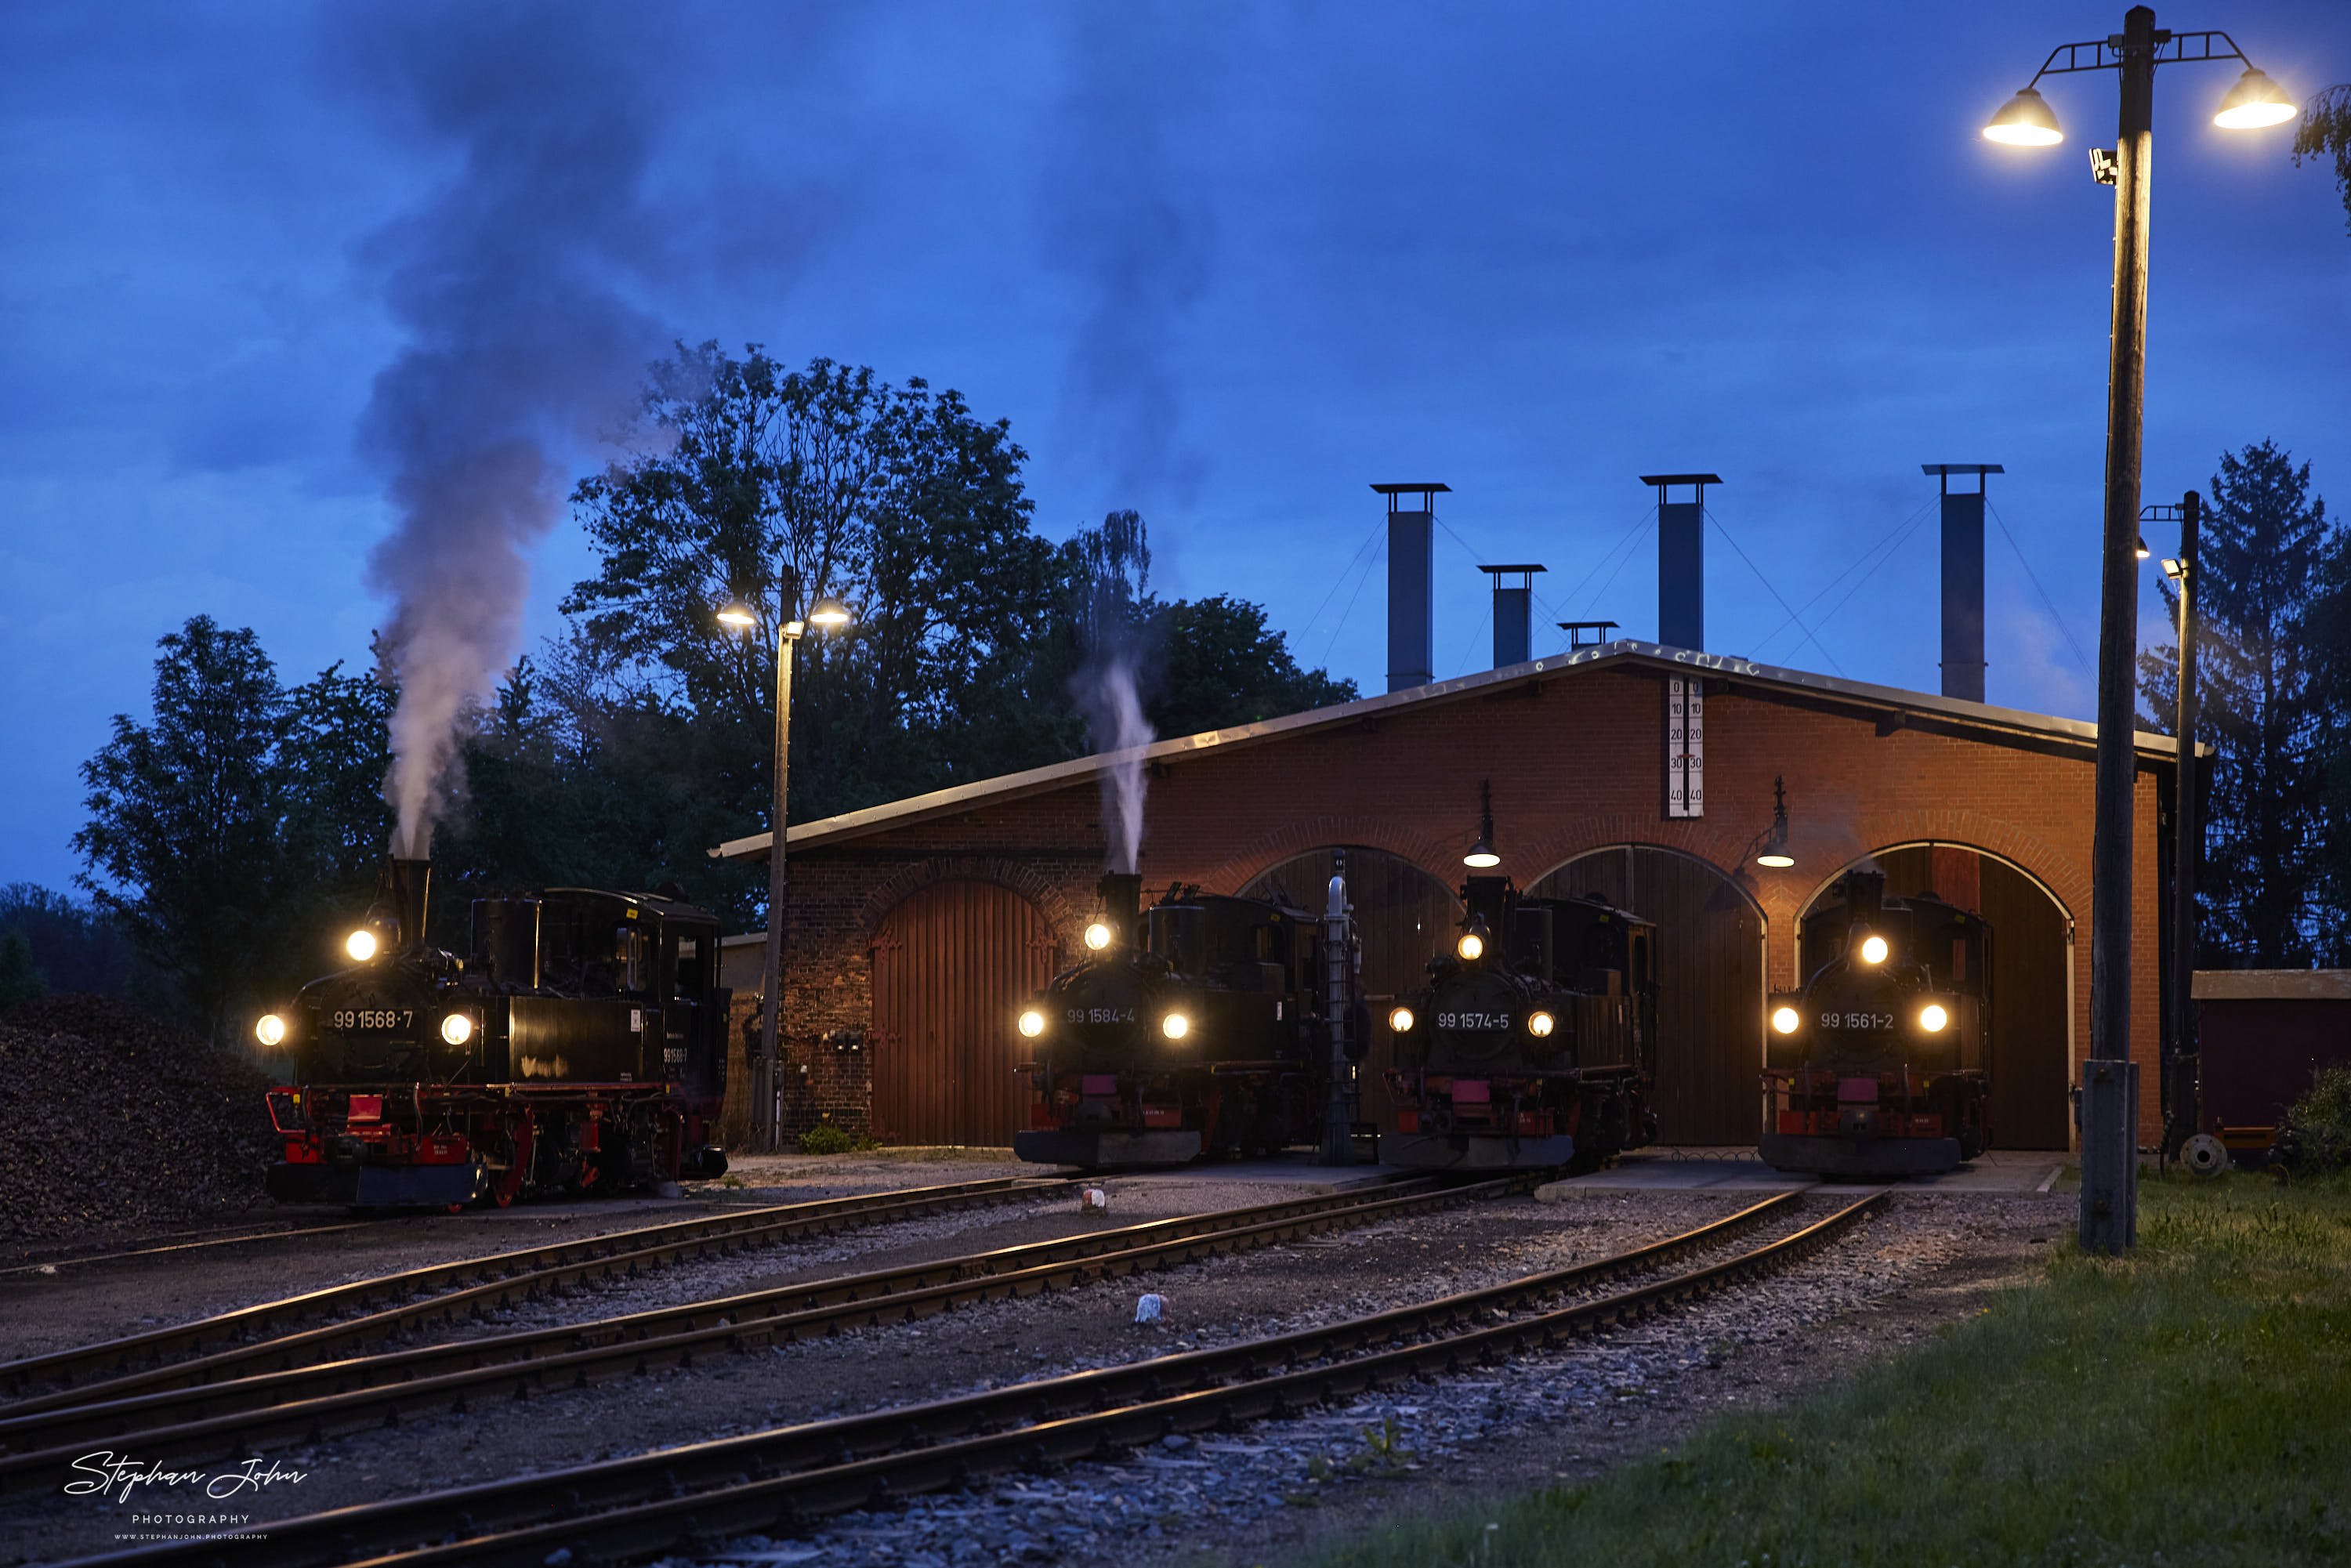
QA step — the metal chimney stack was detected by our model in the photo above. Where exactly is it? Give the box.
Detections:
[1643,474,1720,652]
[1374,483,1448,691]
[1924,464,2001,703]
[1479,563,1546,668]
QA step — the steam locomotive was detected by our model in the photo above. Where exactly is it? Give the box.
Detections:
[1382,875,1660,1171]
[253,858,730,1208]
[1011,871,1361,1168]
[1760,869,1991,1176]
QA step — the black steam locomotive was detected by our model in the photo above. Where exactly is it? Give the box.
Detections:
[1760,869,1991,1176]
[1382,875,1660,1171]
[1012,872,1360,1168]
[254,858,730,1208]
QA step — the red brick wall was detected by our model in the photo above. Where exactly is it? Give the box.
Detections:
[772,664,2169,1149]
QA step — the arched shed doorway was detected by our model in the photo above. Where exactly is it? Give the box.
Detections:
[1799,845,2071,1150]
[1531,846,1765,1145]
[1241,846,1463,1124]
[870,880,1060,1146]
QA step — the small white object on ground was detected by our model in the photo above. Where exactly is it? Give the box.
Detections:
[1081,1186,1109,1211]
[1134,1292,1165,1323]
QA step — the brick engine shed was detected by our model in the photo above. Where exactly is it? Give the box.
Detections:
[714,641,2186,1153]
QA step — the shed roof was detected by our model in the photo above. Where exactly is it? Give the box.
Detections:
[713,639,2193,862]
[2192,970,2351,1001]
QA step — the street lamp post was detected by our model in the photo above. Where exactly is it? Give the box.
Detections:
[1983,7,2292,1251]
[2150,494,2202,1164]
[719,578,851,1154]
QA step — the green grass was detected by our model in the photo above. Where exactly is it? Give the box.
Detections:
[1284,1175,2351,1568]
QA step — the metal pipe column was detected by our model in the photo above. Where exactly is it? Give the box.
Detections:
[2165,489,2201,1159]
[755,584,804,1155]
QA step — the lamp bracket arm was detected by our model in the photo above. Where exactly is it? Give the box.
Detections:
[2026,30,2248,85]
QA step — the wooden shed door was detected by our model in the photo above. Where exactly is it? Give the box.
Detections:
[1534,846,1765,1145]
[871,881,1056,1147]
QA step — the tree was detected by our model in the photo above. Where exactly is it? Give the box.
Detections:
[2138,442,2338,965]
[0,930,42,1009]
[1150,595,1358,737]
[0,883,146,998]
[74,617,305,1041]
[2295,85,2351,234]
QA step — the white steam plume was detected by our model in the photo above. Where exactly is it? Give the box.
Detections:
[1079,660,1154,873]
[340,2,673,856]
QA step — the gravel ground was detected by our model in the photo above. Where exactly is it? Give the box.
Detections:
[0,1178,2069,1566]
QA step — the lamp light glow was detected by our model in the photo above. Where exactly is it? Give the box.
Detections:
[1860,934,1889,965]
[1456,932,1485,962]
[1756,850,1795,869]
[2213,68,2295,129]
[255,1013,288,1047]
[1771,1005,1802,1035]
[345,929,379,963]
[1084,922,1113,951]
[1019,1009,1046,1038]
[715,604,758,630]
[1983,86,2063,146]
[2135,535,2152,559]
[1527,1011,1556,1038]
[1462,841,1501,869]
[440,1012,475,1047]
[1920,1003,1951,1034]
[1388,1005,1415,1034]
[807,596,853,629]
[1161,1012,1189,1041]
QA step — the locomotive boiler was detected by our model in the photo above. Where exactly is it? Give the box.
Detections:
[1760,868,1991,1177]
[1012,871,1361,1168]
[253,857,730,1208]
[1382,875,1660,1172]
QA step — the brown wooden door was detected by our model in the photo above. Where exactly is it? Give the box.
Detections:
[1804,846,2071,1150]
[1534,847,1764,1145]
[870,881,1056,1147]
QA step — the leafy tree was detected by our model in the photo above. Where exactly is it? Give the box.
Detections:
[0,929,43,1009]
[2138,442,2339,965]
[0,883,147,998]
[1150,595,1358,737]
[2295,85,2351,234]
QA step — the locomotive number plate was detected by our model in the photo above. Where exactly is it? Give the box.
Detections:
[1069,1008,1136,1024]
[1820,1012,1896,1030]
[1437,1012,1511,1031]
[333,1009,415,1032]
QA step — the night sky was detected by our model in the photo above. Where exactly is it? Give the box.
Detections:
[5,1,2346,893]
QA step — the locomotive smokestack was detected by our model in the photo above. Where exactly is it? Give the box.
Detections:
[389,856,432,954]
[1097,871,1143,951]
[1842,868,1886,928]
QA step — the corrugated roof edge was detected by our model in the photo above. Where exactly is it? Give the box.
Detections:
[712,639,2194,862]
[2192,970,2351,1001]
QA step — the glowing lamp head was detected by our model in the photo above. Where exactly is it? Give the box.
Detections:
[1018,1008,1046,1039]
[1859,934,1889,965]
[1527,1011,1556,1039]
[715,603,758,631]
[1161,1012,1189,1041]
[1771,1005,1802,1035]
[1462,839,1501,869]
[2135,535,2152,560]
[254,1012,288,1048]
[1755,850,1795,869]
[440,1012,475,1047]
[1983,86,2063,146]
[345,929,379,963]
[1919,1004,1951,1034]
[1456,932,1485,962]
[1387,1005,1415,1034]
[2213,68,2295,130]
[806,596,853,629]
[1084,921,1114,952]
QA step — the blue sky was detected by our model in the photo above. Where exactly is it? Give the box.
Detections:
[5,1,2346,892]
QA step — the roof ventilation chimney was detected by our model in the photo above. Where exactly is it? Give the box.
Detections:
[1374,483,1447,691]
[1643,473,1719,652]
[1924,464,2001,703]
[1479,563,1545,668]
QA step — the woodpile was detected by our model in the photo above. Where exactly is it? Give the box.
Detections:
[0,995,278,1251]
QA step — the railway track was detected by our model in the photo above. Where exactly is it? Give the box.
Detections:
[0,1176,1076,1406]
[56,1189,1887,1568]
[0,1173,1494,1484]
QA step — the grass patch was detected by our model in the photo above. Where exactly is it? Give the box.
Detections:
[1287,1175,2351,1567]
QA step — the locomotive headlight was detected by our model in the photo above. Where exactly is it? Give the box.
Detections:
[254,1013,288,1048]
[1084,922,1113,951]
[345,929,379,963]
[1771,1005,1802,1035]
[1918,1004,1950,1034]
[440,1012,476,1047]
[1161,1012,1190,1041]
[1388,1005,1415,1034]
[1018,1009,1046,1038]
[1456,932,1485,961]
[1527,1011,1556,1038]
[1859,934,1889,965]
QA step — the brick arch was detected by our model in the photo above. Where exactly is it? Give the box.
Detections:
[855,858,1088,947]
[1526,839,1766,921]
[1204,816,1476,898]
[1813,810,2086,922]
[1791,839,2074,923]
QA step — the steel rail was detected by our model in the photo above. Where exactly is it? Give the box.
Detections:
[0,1175,1487,1482]
[0,1177,1074,1407]
[56,1190,1875,1568]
